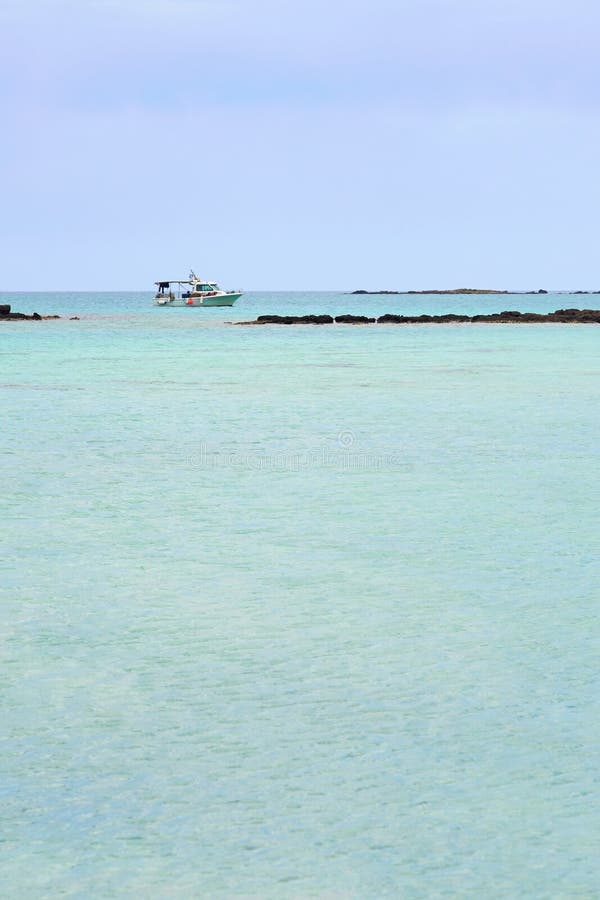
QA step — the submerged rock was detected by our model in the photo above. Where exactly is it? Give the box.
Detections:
[0,310,61,321]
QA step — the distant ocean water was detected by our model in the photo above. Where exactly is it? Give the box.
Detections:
[0,288,590,320]
[2,291,599,897]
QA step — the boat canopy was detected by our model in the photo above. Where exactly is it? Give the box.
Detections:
[155,279,218,287]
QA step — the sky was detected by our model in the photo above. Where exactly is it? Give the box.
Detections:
[2,0,600,290]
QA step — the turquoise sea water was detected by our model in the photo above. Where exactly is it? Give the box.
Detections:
[2,292,599,897]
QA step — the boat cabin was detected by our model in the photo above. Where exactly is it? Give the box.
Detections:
[191,282,218,297]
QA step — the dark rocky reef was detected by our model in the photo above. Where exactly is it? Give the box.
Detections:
[253,314,377,325]
[256,314,334,324]
[334,315,376,324]
[241,309,600,325]
[0,304,61,321]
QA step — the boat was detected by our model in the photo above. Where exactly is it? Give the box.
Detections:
[153,271,243,307]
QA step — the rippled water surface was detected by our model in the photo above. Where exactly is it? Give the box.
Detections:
[2,292,599,897]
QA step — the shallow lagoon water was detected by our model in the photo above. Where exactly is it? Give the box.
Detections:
[2,293,599,897]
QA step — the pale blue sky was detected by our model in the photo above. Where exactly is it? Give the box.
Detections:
[2,0,599,289]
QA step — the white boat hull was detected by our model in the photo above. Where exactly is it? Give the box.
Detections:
[154,292,242,308]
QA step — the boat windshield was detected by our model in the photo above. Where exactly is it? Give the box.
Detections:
[195,283,217,292]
